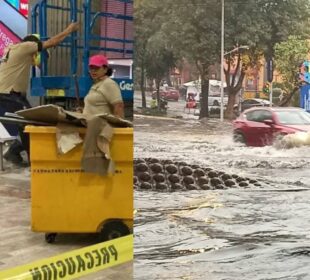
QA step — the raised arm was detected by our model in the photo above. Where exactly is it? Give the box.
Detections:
[42,22,79,49]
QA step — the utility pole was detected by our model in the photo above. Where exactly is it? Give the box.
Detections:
[267,58,273,106]
[220,0,224,121]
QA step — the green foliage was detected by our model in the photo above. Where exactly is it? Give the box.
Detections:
[134,0,177,90]
[162,0,221,69]
[135,0,310,116]
[134,0,163,64]
[147,51,175,83]
[274,36,310,92]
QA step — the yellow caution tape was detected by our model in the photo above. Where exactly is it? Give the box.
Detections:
[0,235,133,280]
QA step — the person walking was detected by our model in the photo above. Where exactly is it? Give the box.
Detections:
[0,22,79,166]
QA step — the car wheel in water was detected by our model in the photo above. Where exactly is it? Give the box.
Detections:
[233,132,245,144]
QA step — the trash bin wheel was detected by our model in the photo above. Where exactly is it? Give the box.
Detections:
[100,221,130,241]
[45,233,57,243]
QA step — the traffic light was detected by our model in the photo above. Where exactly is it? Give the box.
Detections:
[263,82,270,94]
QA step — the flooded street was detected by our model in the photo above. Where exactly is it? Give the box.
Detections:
[133,106,310,279]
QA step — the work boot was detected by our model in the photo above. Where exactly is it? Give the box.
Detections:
[3,151,28,167]
[3,139,29,167]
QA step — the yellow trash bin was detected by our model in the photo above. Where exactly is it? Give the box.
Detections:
[25,126,133,243]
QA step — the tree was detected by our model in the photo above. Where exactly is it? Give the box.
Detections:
[162,0,222,119]
[135,0,310,118]
[161,0,310,118]
[134,0,177,110]
[144,40,176,110]
[222,0,310,119]
[134,0,163,108]
[274,36,310,106]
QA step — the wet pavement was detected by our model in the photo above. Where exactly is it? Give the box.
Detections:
[0,162,132,279]
[133,94,310,280]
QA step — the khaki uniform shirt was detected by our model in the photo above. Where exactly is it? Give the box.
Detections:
[0,41,39,94]
[83,77,123,116]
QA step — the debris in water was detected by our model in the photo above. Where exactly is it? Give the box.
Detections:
[134,158,264,192]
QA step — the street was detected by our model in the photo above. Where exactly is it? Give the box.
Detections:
[134,90,226,120]
[133,92,310,280]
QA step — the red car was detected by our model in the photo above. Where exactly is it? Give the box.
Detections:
[233,107,310,146]
[152,88,180,101]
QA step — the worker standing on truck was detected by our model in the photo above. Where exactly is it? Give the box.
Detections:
[0,22,79,166]
[83,54,124,118]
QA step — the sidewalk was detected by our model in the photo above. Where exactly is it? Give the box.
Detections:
[0,164,133,279]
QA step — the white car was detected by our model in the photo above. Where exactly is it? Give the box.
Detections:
[241,98,271,112]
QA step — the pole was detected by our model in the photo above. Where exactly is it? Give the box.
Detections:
[267,58,273,106]
[269,81,273,107]
[220,0,224,121]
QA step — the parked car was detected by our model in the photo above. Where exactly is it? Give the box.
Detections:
[208,95,228,107]
[233,107,310,146]
[241,98,270,112]
[152,87,180,101]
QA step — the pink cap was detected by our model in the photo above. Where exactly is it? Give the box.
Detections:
[89,54,108,67]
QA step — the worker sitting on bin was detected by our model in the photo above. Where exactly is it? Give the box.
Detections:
[83,54,124,118]
[80,54,125,175]
[0,22,79,166]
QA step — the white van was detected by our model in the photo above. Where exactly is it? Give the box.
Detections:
[184,79,228,106]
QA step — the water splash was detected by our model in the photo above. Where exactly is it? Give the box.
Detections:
[274,132,310,149]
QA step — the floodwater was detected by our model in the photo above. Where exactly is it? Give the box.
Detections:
[133,114,310,280]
